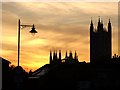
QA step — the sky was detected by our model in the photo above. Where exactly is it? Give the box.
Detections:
[2,0,120,2]
[1,2,118,72]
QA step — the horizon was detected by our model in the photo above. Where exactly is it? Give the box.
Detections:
[1,2,118,72]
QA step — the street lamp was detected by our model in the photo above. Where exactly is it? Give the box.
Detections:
[18,19,38,66]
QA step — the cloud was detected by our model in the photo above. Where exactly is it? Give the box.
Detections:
[2,0,120,2]
[2,2,118,71]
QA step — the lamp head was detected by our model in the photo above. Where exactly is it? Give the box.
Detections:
[29,24,37,36]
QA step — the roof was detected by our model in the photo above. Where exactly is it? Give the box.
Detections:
[0,57,11,64]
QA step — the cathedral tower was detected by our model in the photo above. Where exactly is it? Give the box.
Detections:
[90,18,112,64]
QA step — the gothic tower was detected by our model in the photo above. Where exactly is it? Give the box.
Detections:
[90,18,112,64]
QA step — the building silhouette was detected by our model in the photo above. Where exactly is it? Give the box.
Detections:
[49,50,79,64]
[1,57,11,90]
[90,18,112,64]
[2,17,120,90]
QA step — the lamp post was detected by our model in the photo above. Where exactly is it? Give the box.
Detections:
[18,19,37,66]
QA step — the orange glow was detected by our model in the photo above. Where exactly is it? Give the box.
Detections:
[2,2,118,72]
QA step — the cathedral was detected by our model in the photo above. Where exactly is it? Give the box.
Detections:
[90,18,112,64]
[49,50,79,64]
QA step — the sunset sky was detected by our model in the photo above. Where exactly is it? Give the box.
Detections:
[1,2,118,72]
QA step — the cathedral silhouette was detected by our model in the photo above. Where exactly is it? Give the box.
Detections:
[49,50,79,64]
[90,18,112,64]
[2,17,120,90]
[49,17,112,65]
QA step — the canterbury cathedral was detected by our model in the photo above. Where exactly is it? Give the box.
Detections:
[90,18,112,64]
[49,50,79,64]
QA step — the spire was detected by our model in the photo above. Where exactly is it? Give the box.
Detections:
[100,18,103,30]
[69,50,73,59]
[65,50,68,58]
[53,50,56,61]
[55,50,57,60]
[108,18,111,32]
[98,16,101,23]
[90,17,93,25]
[74,50,77,60]
[97,16,101,31]
[50,50,52,64]
[90,17,94,32]
[108,18,111,24]
[59,50,61,60]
